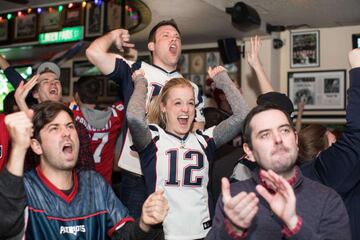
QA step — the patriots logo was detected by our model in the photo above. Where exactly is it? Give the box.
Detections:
[59,225,86,236]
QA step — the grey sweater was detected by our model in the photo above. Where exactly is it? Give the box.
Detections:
[206,167,351,240]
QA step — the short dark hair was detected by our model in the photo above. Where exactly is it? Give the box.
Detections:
[73,76,100,104]
[242,104,294,148]
[147,19,181,43]
[256,92,294,119]
[31,101,74,142]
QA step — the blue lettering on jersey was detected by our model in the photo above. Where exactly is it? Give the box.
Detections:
[165,149,204,187]
[149,83,162,99]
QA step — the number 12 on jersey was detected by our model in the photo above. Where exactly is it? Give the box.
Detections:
[165,149,205,187]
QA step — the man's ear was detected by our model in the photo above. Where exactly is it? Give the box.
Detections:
[294,130,299,151]
[147,42,155,52]
[243,143,256,162]
[294,130,299,145]
[30,139,43,155]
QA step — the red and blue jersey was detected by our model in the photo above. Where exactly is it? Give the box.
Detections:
[72,102,124,184]
[23,167,133,239]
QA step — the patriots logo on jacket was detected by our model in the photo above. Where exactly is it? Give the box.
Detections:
[59,225,86,236]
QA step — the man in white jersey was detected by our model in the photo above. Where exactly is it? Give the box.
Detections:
[86,19,205,217]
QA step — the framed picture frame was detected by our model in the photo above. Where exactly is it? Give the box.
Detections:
[352,33,360,49]
[206,52,220,70]
[14,13,37,41]
[85,2,105,38]
[288,70,346,111]
[39,10,63,33]
[178,54,189,74]
[181,47,242,92]
[190,74,204,92]
[290,30,320,68]
[64,6,83,27]
[190,53,205,74]
[0,19,9,42]
[60,68,71,96]
[106,1,122,31]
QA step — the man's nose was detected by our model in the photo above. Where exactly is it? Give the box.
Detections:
[62,126,70,137]
[273,131,283,144]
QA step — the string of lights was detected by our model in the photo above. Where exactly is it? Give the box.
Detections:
[0,0,137,22]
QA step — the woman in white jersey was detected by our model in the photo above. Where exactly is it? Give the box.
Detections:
[127,66,249,239]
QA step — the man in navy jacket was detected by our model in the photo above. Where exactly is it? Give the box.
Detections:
[300,49,360,239]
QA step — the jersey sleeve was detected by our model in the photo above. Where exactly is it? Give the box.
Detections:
[0,168,27,239]
[4,66,25,88]
[106,58,141,104]
[301,67,360,194]
[196,126,217,162]
[99,174,134,237]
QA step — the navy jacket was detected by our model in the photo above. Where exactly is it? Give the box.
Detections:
[301,67,360,239]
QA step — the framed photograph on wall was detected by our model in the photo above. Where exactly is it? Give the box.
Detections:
[352,33,360,49]
[178,54,189,74]
[191,74,204,88]
[106,1,122,31]
[0,19,9,42]
[181,47,241,94]
[14,13,37,41]
[85,2,104,37]
[290,30,320,68]
[39,10,63,33]
[190,74,205,96]
[190,53,205,74]
[64,6,83,27]
[288,70,346,111]
[206,52,220,70]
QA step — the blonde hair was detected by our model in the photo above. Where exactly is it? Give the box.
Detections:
[147,77,194,129]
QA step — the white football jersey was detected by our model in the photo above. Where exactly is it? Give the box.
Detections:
[118,61,205,174]
[139,124,216,239]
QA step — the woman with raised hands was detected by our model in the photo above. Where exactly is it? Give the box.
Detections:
[126,66,249,239]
